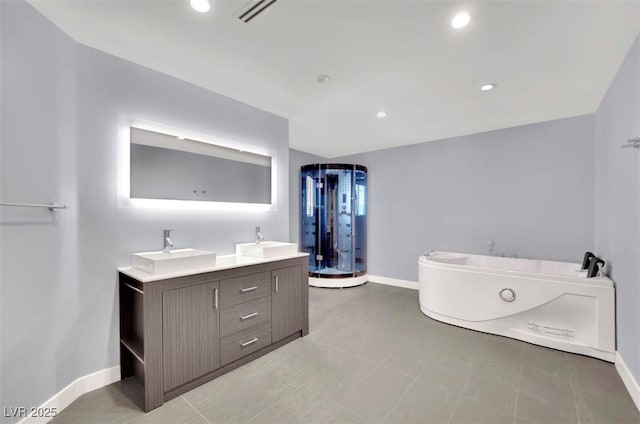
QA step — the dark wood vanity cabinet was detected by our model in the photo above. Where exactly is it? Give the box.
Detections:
[119,256,308,412]
[162,281,220,392]
[272,265,304,342]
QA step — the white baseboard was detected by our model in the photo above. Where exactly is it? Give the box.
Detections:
[615,352,640,411]
[18,366,120,424]
[368,275,419,290]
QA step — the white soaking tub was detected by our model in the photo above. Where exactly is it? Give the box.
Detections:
[418,251,615,362]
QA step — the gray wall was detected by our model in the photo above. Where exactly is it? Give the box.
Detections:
[74,40,288,381]
[332,115,596,282]
[0,1,289,421]
[288,149,325,245]
[594,34,640,383]
[1,2,79,420]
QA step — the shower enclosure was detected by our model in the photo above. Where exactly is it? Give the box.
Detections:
[300,164,367,288]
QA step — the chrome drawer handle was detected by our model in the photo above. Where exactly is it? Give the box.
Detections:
[240,286,258,293]
[240,312,258,321]
[240,337,258,348]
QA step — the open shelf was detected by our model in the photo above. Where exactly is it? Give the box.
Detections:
[120,337,144,364]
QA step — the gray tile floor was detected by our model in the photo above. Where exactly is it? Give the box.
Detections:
[53,283,640,424]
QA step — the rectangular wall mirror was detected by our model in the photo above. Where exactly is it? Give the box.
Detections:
[130,127,272,204]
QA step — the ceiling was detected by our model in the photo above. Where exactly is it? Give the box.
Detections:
[29,0,640,157]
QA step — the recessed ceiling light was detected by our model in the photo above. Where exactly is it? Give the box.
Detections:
[451,12,471,29]
[480,83,496,91]
[177,136,185,140]
[190,0,210,13]
[317,75,331,84]
[376,111,387,118]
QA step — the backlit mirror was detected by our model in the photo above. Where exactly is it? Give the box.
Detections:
[130,127,272,204]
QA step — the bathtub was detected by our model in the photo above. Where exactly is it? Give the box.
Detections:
[418,251,615,362]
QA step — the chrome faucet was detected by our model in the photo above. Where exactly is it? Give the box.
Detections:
[255,226,264,244]
[486,240,495,256]
[163,229,174,253]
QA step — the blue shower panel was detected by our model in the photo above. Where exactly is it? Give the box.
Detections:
[300,164,367,279]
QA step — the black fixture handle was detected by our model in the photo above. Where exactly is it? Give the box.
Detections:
[586,256,605,278]
[581,251,596,270]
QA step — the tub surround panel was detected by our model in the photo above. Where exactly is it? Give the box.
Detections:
[419,251,615,361]
[595,34,640,385]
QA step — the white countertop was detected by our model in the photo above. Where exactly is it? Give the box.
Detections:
[119,252,309,283]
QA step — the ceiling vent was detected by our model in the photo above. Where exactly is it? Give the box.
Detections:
[236,0,279,23]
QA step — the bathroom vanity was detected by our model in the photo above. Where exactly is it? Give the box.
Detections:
[118,253,309,412]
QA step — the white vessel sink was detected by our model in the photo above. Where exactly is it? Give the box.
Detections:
[132,248,217,275]
[235,241,298,259]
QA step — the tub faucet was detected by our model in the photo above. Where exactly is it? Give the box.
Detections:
[163,229,174,253]
[486,240,495,256]
[255,226,264,244]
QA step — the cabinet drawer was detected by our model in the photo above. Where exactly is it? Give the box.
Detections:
[220,296,271,337]
[220,271,271,307]
[220,322,272,366]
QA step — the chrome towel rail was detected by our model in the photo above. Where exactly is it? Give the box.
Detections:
[621,137,640,149]
[0,202,67,211]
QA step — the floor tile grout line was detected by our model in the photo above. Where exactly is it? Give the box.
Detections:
[340,363,420,424]
[341,363,383,398]
[446,394,464,424]
[242,380,303,423]
[308,326,423,373]
[337,363,394,421]
[309,297,359,328]
[378,359,429,381]
[380,373,422,423]
[565,350,582,424]
[313,290,419,319]
[411,353,467,424]
[308,301,377,339]
[240,390,285,424]
[567,371,582,424]
[337,330,433,381]
[306,334,380,366]
[312,364,380,422]
[512,344,525,424]
[569,378,637,405]
[309,314,438,367]
[181,395,213,424]
[422,351,525,421]
[305,382,370,423]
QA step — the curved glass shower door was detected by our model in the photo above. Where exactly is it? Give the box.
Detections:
[354,167,367,275]
[300,164,367,283]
